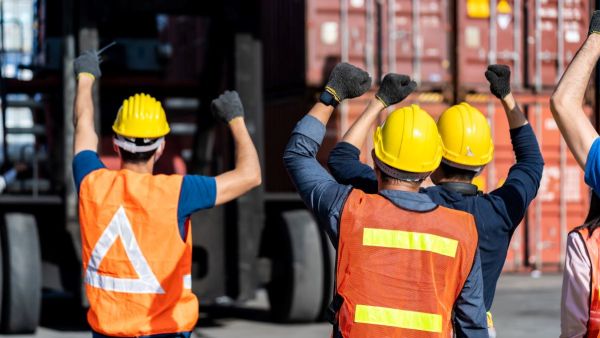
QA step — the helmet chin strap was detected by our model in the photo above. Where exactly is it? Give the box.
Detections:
[113,135,164,153]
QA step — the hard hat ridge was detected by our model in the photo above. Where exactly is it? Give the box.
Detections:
[112,93,170,139]
[437,102,494,170]
[372,104,442,180]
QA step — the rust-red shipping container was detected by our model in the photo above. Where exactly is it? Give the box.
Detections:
[305,0,592,94]
[306,0,450,89]
[456,0,525,93]
[306,0,371,86]
[526,0,590,90]
[384,0,451,88]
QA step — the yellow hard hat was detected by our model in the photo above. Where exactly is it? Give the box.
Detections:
[437,102,494,168]
[373,104,443,174]
[112,93,170,138]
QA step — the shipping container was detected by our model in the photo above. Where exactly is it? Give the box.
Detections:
[456,0,525,93]
[526,0,590,90]
[302,0,593,93]
[306,0,372,86]
[385,0,451,88]
[306,0,451,90]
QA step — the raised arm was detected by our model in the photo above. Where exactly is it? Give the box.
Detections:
[486,65,544,228]
[550,12,600,169]
[327,74,416,193]
[485,65,527,128]
[341,74,416,149]
[211,91,262,206]
[284,63,371,243]
[73,51,102,155]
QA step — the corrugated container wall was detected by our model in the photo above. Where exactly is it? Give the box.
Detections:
[526,0,589,90]
[457,0,524,93]
[306,0,450,90]
[299,0,594,270]
[385,0,451,90]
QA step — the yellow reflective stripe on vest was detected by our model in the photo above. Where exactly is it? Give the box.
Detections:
[355,304,442,333]
[362,228,458,258]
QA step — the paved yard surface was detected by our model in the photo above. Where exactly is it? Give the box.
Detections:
[0,273,563,338]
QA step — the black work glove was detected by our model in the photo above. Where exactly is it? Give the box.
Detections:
[485,65,511,99]
[590,11,600,35]
[211,90,244,123]
[375,74,417,107]
[323,63,372,105]
[73,50,101,79]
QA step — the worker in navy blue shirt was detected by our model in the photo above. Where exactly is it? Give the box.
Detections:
[71,50,261,338]
[327,65,543,337]
[284,62,488,337]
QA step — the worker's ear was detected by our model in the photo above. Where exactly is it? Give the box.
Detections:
[112,138,120,156]
[154,141,166,163]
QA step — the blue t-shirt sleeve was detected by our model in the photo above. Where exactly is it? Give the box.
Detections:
[585,138,600,191]
[177,175,217,237]
[72,150,106,192]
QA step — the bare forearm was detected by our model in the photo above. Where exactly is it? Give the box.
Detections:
[73,76,99,154]
[231,118,261,183]
[341,99,385,149]
[551,34,600,168]
[501,93,528,129]
[73,76,94,127]
[553,36,600,109]
[307,102,335,126]
[214,118,261,205]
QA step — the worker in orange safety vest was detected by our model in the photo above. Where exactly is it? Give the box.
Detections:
[71,50,261,337]
[283,62,488,337]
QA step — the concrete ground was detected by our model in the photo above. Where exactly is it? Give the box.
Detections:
[1,273,562,338]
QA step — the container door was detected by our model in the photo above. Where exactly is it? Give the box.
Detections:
[386,0,450,90]
[457,0,524,93]
[526,0,589,90]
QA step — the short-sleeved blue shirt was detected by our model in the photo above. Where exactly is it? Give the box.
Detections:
[585,138,600,192]
[72,150,216,240]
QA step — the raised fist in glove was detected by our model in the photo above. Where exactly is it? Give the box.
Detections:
[211,90,245,123]
[323,63,372,105]
[485,65,511,99]
[74,50,101,79]
[590,11,600,35]
[375,74,417,107]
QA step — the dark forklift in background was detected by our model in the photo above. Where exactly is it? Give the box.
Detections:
[0,0,333,333]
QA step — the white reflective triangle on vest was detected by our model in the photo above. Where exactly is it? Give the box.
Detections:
[85,206,165,294]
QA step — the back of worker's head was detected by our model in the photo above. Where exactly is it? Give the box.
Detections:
[372,104,442,188]
[431,102,494,184]
[112,93,170,164]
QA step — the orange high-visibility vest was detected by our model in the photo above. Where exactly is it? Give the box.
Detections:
[576,227,600,338]
[79,169,198,337]
[335,189,478,337]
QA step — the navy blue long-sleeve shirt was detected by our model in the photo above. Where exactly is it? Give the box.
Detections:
[327,123,544,311]
[284,115,488,338]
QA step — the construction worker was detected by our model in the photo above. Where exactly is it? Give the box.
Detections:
[284,62,488,337]
[327,64,544,337]
[551,11,600,338]
[71,50,261,337]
